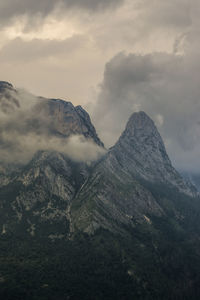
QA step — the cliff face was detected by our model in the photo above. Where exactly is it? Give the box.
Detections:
[47,99,104,146]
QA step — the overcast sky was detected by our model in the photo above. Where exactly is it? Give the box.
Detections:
[0,0,200,172]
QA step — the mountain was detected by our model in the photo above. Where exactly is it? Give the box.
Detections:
[1,82,200,300]
[0,81,104,239]
[71,111,197,234]
[0,81,103,146]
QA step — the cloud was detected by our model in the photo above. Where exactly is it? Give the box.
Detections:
[0,34,104,105]
[0,0,192,105]
[0,0,124,27]
[0,132,106,165]
[0,89,106,165]
[0,35,89,62]
[138,0,191,30]
[91,39,200,172]
[0,0,199,174]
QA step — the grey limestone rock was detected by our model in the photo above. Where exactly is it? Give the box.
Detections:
[0,82,198,238]
[112,111,197,197]
[71,111,198,234]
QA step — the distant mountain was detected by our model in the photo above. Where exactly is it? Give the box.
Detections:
[1,82,200,300]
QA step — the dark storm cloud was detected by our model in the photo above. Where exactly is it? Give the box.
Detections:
[92,48,200,172]
[0,0,124,25]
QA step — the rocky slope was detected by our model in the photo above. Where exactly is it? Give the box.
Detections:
[0,151,90,238]
[71,111,197,233]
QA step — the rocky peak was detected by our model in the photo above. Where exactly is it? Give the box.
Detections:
[121,111,166,147]
[124,111,158,135]
[112,111,196,196]
[117,111,170,165]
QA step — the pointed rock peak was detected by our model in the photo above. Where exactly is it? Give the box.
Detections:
[113,110,173,182]
[111,111,196,197]
[128,111,154,127]
[122,111,158,140]
[127,111,155,130]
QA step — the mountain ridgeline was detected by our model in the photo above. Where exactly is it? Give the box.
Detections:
[0,81,200,300]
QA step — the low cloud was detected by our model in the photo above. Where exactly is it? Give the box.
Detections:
[0,88,106,165]
[0,133,106,165]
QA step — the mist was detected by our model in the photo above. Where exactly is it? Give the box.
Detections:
[0,88,106,165]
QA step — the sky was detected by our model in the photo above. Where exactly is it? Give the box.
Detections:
[0,0,200,172]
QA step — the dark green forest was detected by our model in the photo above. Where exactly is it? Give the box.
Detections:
[1,216,200,300]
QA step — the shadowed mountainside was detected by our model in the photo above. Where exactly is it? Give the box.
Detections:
[0,82,200,299]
